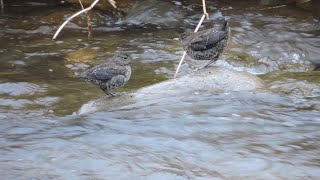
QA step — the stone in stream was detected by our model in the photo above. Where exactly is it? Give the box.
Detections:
[79,52,132,96]
[179,17,230,68]
[78,67,265,114]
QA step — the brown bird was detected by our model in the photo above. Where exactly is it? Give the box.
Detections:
[179,17,230,68]
[79,52,132,96]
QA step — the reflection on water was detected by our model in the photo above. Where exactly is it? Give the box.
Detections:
[0,0,320,179]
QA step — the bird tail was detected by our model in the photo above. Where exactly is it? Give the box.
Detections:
[223,18,230,31]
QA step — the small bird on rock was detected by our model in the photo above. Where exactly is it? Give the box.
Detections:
[179,17,230,68]
[79,52,132,96]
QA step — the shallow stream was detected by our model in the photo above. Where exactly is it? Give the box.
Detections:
[0,0,320,179]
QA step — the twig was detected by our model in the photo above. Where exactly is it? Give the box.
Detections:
[52,0,100,40]
[78,0,84,9]
[86,12,92,40]
[173,13,206,79]
[202,0,209,19]
[194,14,206,32]
[259,5,287,10]
[52,0,117,40]
[78,0,92,40]
[107,0,117,8]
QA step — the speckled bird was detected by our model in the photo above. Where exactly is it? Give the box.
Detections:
[179,17,230,68]
[79,52,132,96]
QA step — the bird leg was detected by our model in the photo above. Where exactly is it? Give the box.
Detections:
[200,52,219,69]
[106,92,117,97]
[202,59,216,69]
[101,88,116,97]
[192,59,215,72]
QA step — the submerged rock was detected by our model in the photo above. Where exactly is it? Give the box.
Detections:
[78,67,265,114]
[66,48,97,63]
[260,71,320,98]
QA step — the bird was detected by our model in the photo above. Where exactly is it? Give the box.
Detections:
[79,52,132,96]
[179,17,230,68]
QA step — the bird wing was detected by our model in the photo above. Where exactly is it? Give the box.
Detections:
[84,65,127,82]
[190,30,227,51]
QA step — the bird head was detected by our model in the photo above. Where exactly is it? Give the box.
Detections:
[113,52,132,65]
[179,30,193,43]
[213,17,230,30]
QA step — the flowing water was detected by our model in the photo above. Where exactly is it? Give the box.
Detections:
[0,0,320,179]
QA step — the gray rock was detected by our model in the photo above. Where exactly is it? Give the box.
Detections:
[78,67,265,114]
[260,70,320,98]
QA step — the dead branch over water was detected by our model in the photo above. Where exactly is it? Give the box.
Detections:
[52,0,117,40]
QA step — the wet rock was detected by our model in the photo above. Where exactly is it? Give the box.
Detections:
[260,71,320,98]
[216,53,280,74]
[78,67,265,114]
[136,67,265,96]
[0,82,47,96]
[229,14,319,72]
[199,50,315,75]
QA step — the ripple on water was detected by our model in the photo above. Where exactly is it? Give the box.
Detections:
[0,82,47,96]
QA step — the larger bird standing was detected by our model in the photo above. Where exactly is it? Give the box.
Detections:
[79,52,132,96]
[179,17,230,68]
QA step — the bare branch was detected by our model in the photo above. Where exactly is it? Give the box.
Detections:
[52,0,100,40]
[260,5,287,10]
[78,0,84,9]
[86,12,93,40]
[52,0,118,40]
[78,0,92,40]
[202,0,209,19]
[194,14,206,33]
